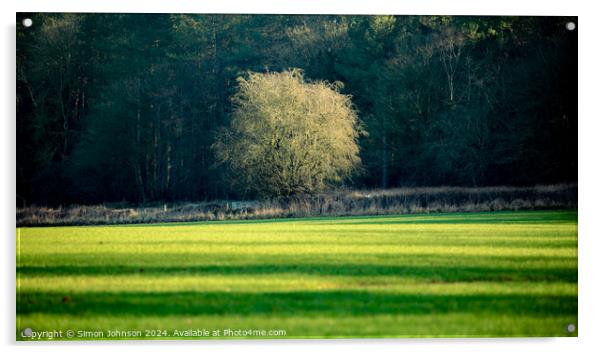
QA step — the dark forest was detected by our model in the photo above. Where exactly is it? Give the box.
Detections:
[16,14,577,206]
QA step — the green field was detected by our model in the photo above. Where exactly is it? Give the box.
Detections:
[17,210,578,340]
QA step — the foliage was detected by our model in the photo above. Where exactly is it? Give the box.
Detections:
[214,70,362,197]
[16,14,577,205]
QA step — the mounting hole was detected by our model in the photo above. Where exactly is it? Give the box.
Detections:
[22,18,32,28]
[566,22,576,31]
[567,323,576,333]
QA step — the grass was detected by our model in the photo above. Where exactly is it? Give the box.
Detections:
[16,210,578,340]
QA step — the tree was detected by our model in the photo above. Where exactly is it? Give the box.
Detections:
[214,69,363,198]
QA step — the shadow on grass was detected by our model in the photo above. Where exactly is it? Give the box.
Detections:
[17,262,578,282]
[69,236,578,248]
[108,210,577,228]
[339,213,577,226]
[17,290,577,317]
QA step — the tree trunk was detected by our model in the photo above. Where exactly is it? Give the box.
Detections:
[382,134,388,189]
[134,91,146,204]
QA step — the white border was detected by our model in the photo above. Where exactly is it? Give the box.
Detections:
[11,0,578,15]
[3,1,601,354]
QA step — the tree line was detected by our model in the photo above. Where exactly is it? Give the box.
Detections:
[16,14,577,205]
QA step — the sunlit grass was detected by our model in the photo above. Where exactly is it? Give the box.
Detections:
[17,210,578,339]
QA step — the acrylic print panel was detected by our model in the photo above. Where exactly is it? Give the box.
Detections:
[16,13,578,341]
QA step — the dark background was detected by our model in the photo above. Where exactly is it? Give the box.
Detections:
[16,14,577,206]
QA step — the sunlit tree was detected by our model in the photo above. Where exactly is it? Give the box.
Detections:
[214,69,364,197]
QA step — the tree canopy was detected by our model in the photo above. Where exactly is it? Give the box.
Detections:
[214,69,362,197]
[16,14,577,205]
